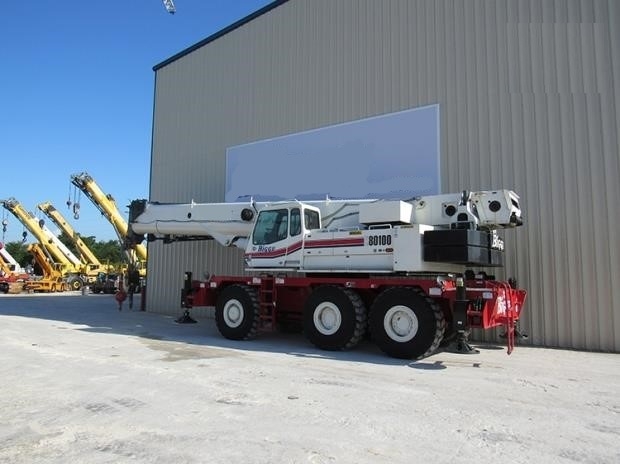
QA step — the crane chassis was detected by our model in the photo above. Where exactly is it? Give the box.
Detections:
[180,270,525,359]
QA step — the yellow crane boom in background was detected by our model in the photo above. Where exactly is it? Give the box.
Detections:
[1,198,81,269]
[1,197,95,290]
[37,201,114,275]
[70,172,147,275]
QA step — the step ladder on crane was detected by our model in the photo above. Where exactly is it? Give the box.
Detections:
[258,275,276,331]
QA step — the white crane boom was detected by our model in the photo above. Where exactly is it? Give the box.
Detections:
[129,190,522,249]
[129,189,522,273]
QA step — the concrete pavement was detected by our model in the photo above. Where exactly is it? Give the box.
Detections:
[0,292,618,463]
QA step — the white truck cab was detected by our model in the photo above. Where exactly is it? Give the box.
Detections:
[245,202,321,269]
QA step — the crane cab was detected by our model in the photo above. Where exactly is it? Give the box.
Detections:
[245,202,321,269]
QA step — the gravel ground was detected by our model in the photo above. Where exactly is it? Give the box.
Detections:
[0,292,618,464]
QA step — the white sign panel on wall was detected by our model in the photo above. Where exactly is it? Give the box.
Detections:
[225,104,440,202]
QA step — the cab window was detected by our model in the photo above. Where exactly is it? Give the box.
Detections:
[304,209,320,230]
[290,208,301,236]
[253,209,288,245]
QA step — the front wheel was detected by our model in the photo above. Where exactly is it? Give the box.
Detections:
[369,287,445,359]
[303,286,367,351]
[66,276,83,291]
[215,285,260,340]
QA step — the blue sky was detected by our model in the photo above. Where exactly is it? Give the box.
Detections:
[0,0,272,245]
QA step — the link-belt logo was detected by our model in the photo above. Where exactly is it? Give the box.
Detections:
[253,245,276,253]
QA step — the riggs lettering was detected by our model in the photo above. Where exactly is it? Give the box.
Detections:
[254,245,276,253]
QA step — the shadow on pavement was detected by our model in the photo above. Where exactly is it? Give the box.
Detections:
[0,293,413,367]
[1,293,518,367]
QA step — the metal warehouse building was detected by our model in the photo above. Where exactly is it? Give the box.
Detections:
[144,0,619,352]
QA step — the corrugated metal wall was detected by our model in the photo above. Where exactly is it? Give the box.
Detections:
[148,0,619,352]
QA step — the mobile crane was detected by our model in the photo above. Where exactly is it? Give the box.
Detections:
[37,201,120,293]
[0,258,14,293]
[0,242,30,293]
[0,254,14,277]
[37,201,114,274]
[128,189,527,359]
[1,198,86,290]
[0,242,27,275]
[23,243,67,293]
[70,172,147,279]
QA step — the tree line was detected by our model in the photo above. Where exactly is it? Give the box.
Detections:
[4,233,124,270]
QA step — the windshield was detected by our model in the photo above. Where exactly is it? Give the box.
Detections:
[253,209,288,245]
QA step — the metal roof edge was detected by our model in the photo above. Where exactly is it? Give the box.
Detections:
[153,0,290,72]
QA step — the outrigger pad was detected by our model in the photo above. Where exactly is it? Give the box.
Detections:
[175,310,197,324]
[446,340,480,354]
[500,328,529,340]
[445,333,480,354]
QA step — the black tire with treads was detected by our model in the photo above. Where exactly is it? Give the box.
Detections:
[215,285,260,340]
[369,287,445,359]
[303,286,367,351]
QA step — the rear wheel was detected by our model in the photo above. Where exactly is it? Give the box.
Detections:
[215,285,260,340]
[369,287,445,359]
[303,286,367,351]
[67,276,83,291]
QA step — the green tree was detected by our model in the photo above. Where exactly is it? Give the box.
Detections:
[91,239,124,265]
[58,231,79,258]
[4,241,31,268]
[4,233,128,274]
[56,232,125,269]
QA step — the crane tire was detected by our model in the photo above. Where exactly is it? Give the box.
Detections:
[369,287,445,359]
[215,285,260,341]
[67,276,83,291]
[303,286,367,351]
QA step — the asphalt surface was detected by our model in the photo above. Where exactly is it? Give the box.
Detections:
[0,292,618,464]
